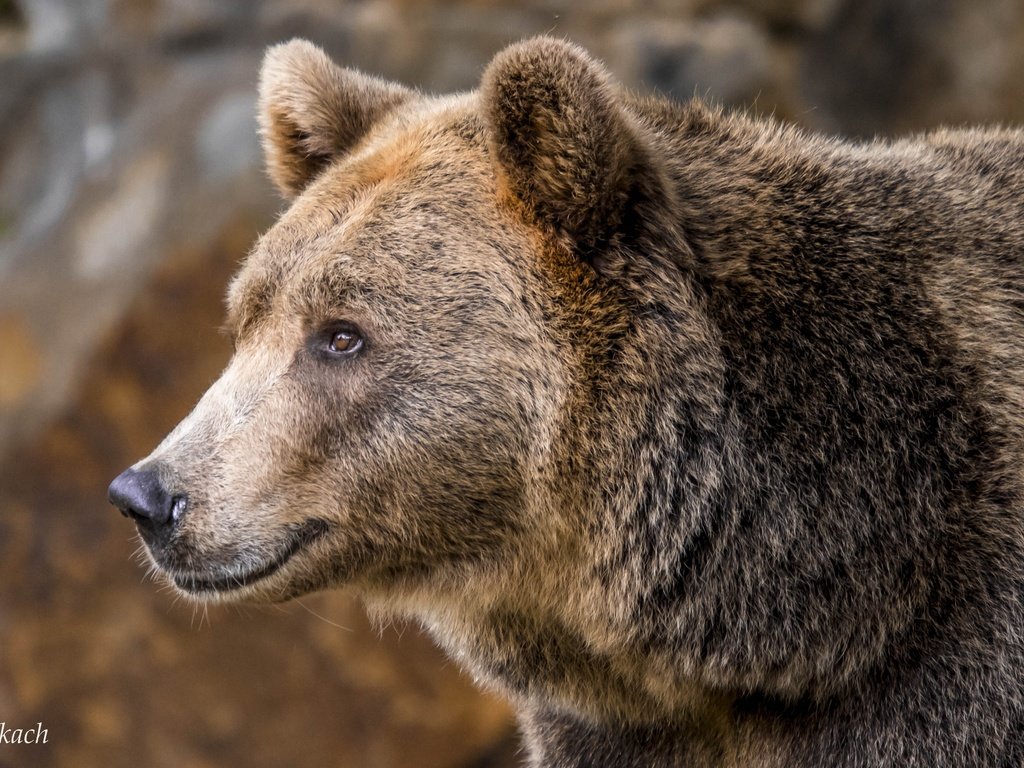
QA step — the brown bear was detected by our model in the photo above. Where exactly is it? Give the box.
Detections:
[109,36,1024,767]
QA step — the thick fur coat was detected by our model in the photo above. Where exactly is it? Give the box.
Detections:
[112,37,1024,767]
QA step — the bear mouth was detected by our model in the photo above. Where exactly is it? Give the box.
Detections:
[170,519,329,594]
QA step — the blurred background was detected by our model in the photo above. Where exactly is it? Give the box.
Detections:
[1,0,1023,766]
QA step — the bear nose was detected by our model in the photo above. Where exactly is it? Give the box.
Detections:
[108,467,185,535]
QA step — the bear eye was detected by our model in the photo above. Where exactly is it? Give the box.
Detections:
[315,324,364,358]
[330,330,360,353]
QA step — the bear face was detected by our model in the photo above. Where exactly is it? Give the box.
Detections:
[136,84,580,604]
[110,39,687,637]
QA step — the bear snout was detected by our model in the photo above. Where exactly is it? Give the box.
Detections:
[108,466,187,548]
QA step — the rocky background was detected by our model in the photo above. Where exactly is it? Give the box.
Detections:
[1,1,1023,766]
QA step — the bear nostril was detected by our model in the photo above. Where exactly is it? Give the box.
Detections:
[171,495,187,524]
[107,467,183,533]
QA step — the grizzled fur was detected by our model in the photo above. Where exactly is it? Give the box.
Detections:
[116,36,1024,767]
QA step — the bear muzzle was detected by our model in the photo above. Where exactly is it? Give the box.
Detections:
[109,464,331,597]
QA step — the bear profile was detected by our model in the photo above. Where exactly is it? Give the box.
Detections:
[109,36,1024,767]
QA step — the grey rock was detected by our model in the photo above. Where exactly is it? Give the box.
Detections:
[196,91,260,182]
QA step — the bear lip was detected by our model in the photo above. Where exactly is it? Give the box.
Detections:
[170,519,329,594]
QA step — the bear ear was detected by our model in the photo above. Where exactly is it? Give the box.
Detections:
[258,39,413,199]
[481,37,645,252]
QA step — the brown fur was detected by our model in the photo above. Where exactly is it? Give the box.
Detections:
[114,37,1024,767]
